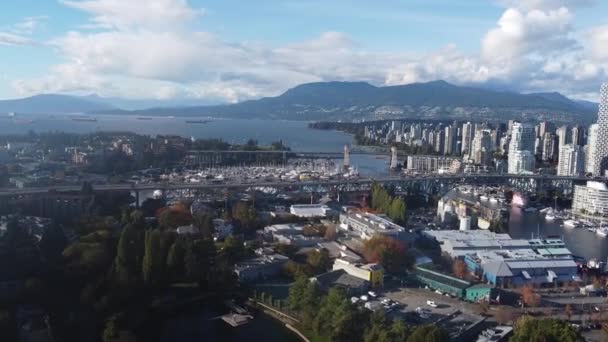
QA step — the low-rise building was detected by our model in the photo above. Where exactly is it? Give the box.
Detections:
[234,254,289,283]
[290,204,332,218]
[310,269,369,295]
[339,211,416,246]
[332,258,384,288]
[573,181,608,217]
[264,223,324,247]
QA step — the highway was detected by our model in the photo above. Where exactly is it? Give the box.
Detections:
[0,174,591,196]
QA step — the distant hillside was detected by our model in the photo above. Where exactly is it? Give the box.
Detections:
[0,94,114,114]
[100,80,597,123]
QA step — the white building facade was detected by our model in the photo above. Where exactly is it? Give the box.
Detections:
[557,144,585,177]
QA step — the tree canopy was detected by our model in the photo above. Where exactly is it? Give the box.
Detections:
[511,317,583,342]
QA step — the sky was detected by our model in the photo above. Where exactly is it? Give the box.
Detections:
[1,0,607,102]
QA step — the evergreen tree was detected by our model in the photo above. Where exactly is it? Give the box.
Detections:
[142,229,162,287]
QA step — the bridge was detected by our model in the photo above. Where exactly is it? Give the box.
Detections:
[0,174,592,197]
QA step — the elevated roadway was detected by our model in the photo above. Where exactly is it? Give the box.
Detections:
[0,174,592,197]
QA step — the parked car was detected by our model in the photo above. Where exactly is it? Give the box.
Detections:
[351,296,360,304]
[360,295,369,301]
[368,291,378,298]
[426,300,438,308]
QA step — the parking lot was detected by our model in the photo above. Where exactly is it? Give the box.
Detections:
[381,287,481,323]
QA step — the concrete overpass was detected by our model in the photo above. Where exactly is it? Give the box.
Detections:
[0,174,592,197]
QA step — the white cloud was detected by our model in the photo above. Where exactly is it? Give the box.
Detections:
[588,25,608,61]
[0,32,31,46]
[481,7,574,64]
[60,0,203,30]
[10,0,608,103]
[497,0,596,11]
[12,16,47,35]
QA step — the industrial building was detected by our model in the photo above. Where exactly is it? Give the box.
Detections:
[423,230,578,287]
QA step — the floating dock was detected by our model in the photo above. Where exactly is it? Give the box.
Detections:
[221,313,252,327]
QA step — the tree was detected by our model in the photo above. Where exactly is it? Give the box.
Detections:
[407,325,449,342]
[184,239,216,286]
[495,307,513,325]
[157,203,192,229]
[521,285,540,307]
[306,249,331,274]
[363,235,411,273]
[453,259,467,279]
[565,304,573,321]
[166,238,186,282]
[232,202,258,234]
[388,319,410,341]
[511,317,583,342]
[364,311,390,342]
[193,214,215,239]
[113,223,145,289]
[324,226,338,241]
[388,198,407,225]
[142,229,163,287]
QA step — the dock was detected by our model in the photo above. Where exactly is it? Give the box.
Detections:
[221,313,253,327]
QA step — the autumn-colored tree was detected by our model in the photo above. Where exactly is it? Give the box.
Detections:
[453,259,467,279]
[157,202,193,229]
[495,307,513,325]
[363,235,412,273]
[324,226,337,241]
[520,285,540,307]
[565,304,573,321]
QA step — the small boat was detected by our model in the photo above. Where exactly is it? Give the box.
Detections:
[480,195,489,201]
[563,220,579,228]
[489,197,498,203]
[185,119,210,124]
[545,214,556,221]
[137,117,153,120]
[597,227,608,237]
[72,117,97,122]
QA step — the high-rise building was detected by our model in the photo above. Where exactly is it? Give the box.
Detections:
[586,124,599,175]
[461,122,474,156]
[471,129,493,166]
[508,122,536,174]
[509,122,535,152]
[557,144,585,177]
[571,125,584,146]
[538,121,549,139]
[434,130,445,154]
[444,125,456,155]
[591,83,608,177]
[556,125,570,150]
[508,150,535,174]
[542,133,557,161]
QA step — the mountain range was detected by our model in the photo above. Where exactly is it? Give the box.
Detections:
[0,80,599,123]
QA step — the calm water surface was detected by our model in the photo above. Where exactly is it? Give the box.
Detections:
[509,209,608,261]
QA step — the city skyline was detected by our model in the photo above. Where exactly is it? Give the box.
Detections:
[0,0,607,103]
